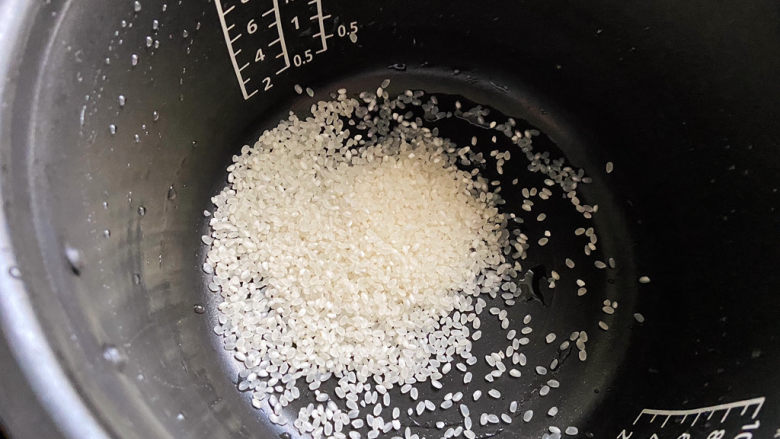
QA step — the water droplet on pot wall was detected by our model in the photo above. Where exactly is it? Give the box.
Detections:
[64,244,84,275]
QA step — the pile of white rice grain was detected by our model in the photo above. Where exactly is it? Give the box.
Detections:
[202,83,614,439]
[206,91,514,384]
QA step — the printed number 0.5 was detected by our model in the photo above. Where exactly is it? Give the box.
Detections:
[293,49,313,67]
[337,21,359,38]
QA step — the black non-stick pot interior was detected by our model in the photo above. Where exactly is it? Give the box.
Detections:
[0,1,778,438]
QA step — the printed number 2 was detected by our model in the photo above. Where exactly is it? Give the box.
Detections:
[262,77,273,91]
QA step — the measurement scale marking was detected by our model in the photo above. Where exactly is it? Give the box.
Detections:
[633,397,765,426]
[213,0,255,100]
[310,0,329,53]
[269,0,291,74]
[216,0,347,99]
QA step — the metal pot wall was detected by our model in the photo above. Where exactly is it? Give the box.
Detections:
[0,0,778,438]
